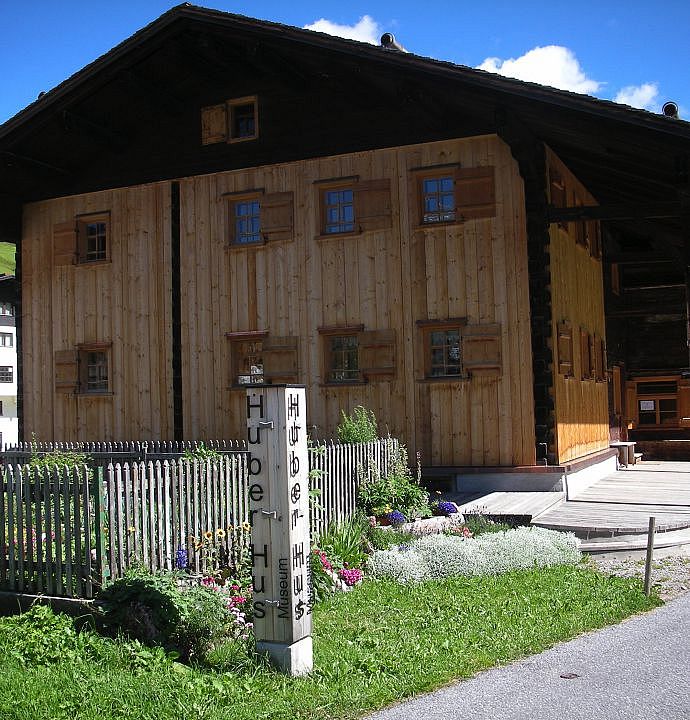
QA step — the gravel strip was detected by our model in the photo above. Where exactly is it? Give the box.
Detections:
[588,548,690,601]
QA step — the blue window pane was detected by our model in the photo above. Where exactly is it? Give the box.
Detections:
[440,177,454,191]
[343,205,354,222]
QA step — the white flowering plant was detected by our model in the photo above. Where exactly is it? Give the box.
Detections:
[366,526,581,582]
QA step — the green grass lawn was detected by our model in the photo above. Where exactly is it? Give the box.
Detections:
[0,564,659,720]
[0,242,15,276]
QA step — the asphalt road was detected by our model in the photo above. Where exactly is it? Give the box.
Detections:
[366,593,690,720]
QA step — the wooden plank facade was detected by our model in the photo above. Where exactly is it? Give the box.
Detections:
[546,148,608,463]
[23,135,547,467]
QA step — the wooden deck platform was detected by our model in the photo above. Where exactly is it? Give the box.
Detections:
[444,461,690,549]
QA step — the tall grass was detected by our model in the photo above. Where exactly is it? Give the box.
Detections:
[0,565,659,720]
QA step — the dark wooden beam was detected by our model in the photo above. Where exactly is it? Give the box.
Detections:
[62,110,128,152]
[547,202,681,223]
[116,69,187,118]
[0,150,71,176]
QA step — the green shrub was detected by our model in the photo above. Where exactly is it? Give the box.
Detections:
[0,604,174,673]
[315,517,369,569]
[26,448,94,480]
[97,568,231,662]
[364,524,414,551]
[357,445,430,519]
[336,406,379,443]
[182,443,223,463]
[464,513,512,536]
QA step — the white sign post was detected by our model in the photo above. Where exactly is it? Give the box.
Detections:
[246,384,313,676]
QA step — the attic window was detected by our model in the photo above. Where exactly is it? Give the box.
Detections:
[229,98,257,140]
[201,97,258,145]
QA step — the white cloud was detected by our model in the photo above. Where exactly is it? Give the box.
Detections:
[477,45,601,94]
[303,15,380,45]
[613,83,659,111]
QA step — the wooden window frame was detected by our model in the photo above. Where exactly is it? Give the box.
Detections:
[315,176,392,239]
[417,319,468,382]
[595,336,607,382]
[228,96,258,143]
[224,189,294,247]
[319,326,363,385]
[580,328,595,381]
[227,193,263,247]
[549,166,568,231]
[227,331,268,387]
[318,325,396,385]
[226,331,299,387]
[419,173,457,226]
[413,164,496,228]
[77,343,111,395]
[556,321,574,378]
[201,96,259,145]
[320,183,356,236]
[633,377,680,428]
[76,212,110,264]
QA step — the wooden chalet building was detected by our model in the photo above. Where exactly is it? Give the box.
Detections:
[2,5,690,484]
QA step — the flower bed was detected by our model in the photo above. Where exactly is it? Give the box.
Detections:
[366,526,581,583]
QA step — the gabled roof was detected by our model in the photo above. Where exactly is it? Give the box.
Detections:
[1,3,689,253]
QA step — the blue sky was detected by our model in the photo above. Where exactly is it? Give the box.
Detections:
[2,1,689,125]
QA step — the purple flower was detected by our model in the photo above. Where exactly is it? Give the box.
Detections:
[175,548,188,570]
[437,501,458,516]
[387,510,406,526]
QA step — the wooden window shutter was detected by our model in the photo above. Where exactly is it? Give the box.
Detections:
[588,220,602,259]
[53,221,76,266]
[455,167,496,220]
[201,104,228,145]
[589,333,597,379]
[557,321,573,377]
[262,336,298,381]
[580,329,593,380]
[360,329,396,378]
[549,168,567,230]
[573,193,587,247]
[462,323,501,375]
[354,179,392,232]
[595,336,607,382]
[55,349,79,393]
[261,192,294,243]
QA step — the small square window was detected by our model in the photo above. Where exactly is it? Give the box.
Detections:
[233,340,264,385]
[327,334,360,383]
[79,347,109,394]
[0,304,13,316]
[428,328,462,377]
[228,97,258,141]
[323,188,355,234]
[0,333,12,347]
[230,199,262,245]
[77,213,110,264]
[0,366,13,382]
[422,176,456,224]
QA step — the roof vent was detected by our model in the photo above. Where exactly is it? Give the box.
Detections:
[662,101,679,119]
[380,33,407,52]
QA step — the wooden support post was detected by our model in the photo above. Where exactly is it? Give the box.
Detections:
[644,516,656,597]
[247,385,313,676]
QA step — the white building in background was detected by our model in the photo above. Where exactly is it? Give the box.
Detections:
[0,285,17,448]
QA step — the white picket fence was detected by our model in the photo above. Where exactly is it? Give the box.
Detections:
[0,437,399,598]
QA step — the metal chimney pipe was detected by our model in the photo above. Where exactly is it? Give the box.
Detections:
[380,33,407,52]
[662,101,679,119]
